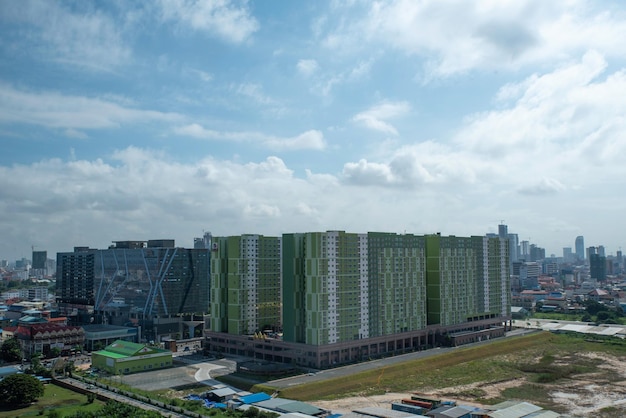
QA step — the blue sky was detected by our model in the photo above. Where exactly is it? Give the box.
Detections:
[1,0,626,261]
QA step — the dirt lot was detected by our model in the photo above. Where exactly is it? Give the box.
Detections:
[310,352,626,417]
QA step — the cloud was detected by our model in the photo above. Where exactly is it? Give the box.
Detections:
[264,130,326,151]
[174,124,327,151]
[157,0,259,43]
[342,159,394,186]
[456,51,626,172]
[187,68,214,82]
[345,51,626,194]
[352,101,410,135]
[312,59,374,97]
[341,139,482,189]
[63,129,89,140]
[0,150,330,255]
[321,0,626,79]
[297,59,320,77]
[0,84,182,130]
[517,178,566,196]
[0,0,131,71]
[234,83,275,105]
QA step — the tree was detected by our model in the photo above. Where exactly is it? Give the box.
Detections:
[50,347,61,358]
[584,299,604,315]
[30,353,42,370]
[65,360,75,377]
[0,337,22,363]
[0,374,44,405]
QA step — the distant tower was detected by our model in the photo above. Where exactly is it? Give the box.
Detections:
[575,236,585,262]
[563,247,573,262]
[498,223,508,239]
[508,233,519,263]
[520,240,530,260]
[194,231,213,249]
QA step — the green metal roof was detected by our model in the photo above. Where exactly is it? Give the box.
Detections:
[93,339,171,360]
[95,350,128,359]
[104,340,154,356]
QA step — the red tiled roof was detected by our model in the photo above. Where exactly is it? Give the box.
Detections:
[14,323,84,340]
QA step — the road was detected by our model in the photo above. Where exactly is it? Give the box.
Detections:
[63,376,189,417]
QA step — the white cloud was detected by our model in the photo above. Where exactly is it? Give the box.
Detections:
[322,0,626,79]
[187,68,214,82]
[297,59,320,77]
[157,0,259,43]
[518,178,566,196]
[234,83,275,105]
[264,130,326,151]
[342,159,394,186]
[0,151,328,255]
[244,203,281,218]
[313,59,374,97]
[174,124,327,151]
[0,0,131,71]
[352,101,410,135]
[63,129,89,140]
[456,51,626,177]
[342,139,481,189]
[0,84,182,130]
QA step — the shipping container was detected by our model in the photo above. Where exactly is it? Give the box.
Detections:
[392,402,425,415]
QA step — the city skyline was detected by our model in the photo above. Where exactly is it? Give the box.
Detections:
[1,229,621,266]
[2,1,626,261]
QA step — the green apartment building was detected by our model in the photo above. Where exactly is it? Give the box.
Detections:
[207,231,511,368]
[211,235,282,335]
[283,232,429,345]
[367,233,427,337]
[283,231,370,345]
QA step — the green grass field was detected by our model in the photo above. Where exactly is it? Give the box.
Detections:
[264,332,626,409]
[0,383,104,418]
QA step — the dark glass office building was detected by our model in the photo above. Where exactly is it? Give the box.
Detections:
[57,240,210,342]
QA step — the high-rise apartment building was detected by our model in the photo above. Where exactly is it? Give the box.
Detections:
[210,235,282,335]
[207,231,511,368]
[426,235,509,326]
[57,240,210,341]
[283,232,427,346]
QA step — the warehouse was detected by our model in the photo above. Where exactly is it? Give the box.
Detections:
[91,340,172,375]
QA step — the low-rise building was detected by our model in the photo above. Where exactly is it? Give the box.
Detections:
[91,340,172,375]
[3,318,84,358]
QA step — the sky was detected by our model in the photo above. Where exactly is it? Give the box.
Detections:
[1,0,626,262]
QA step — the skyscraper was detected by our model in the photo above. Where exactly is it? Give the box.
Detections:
[590,251,607,281]
[575,236,585,262]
